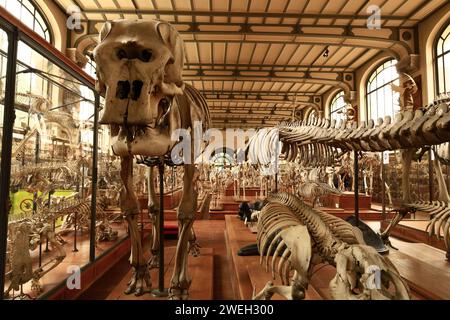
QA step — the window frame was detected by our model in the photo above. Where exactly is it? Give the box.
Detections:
[0,0,53,44]
[434,19,450,95]
[365,59,400,122]
[329,90,347,122]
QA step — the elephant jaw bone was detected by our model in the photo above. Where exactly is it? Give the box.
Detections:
[110,104,181,157]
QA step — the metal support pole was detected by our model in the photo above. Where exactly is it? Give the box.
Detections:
[89,93,100,262]
[381,152,386,221]
[38,241,42,267]
[354,151,359,226]
[171,166,174,207]
[81,163,85,199]
[428,149,433,202]
[275,172,278,193]
[274,140,279,193]
[152,160,168,297]
[44,191,52,252]
[73,210,78,252]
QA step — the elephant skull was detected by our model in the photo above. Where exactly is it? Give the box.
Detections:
[93,19,184,157]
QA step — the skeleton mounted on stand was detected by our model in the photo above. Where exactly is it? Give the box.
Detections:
[93,19,210,299]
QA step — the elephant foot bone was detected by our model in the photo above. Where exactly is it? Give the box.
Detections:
[168,286,190,300]
[188,240,201,257]
[124,264,152,296]
[148,251,160,269]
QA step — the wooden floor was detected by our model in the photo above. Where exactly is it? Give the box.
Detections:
[77,217,449,300]
[233,217,450,300]
[78,220,233,300]
[367,221,450,300]
[379,219,447,251]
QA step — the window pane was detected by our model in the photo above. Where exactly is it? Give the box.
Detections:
[366,59,399,121]
[0,28,7,158]
[0,0,51,42]
[330,91,346,122]
[436,23,450,94]
[444,53,450,93]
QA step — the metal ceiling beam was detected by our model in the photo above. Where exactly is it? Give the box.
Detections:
[185,68,344,76]
[205,97,319,104]
[212,114,291,119]
[184,74,342,87]
[209,104,294,109]
[81,20,408,49]
[78,9,418,21]
[209,108,295,113]
[182,39,400,53]
[199,90,318,97]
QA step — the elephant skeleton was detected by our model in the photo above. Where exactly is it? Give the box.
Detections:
[254,192,410,300]
[93,19,210,299]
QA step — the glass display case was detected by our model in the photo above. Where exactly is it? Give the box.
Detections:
[0,9,127,300]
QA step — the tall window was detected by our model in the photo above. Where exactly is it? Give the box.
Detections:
[0,1,52,135]
[0,0,51,42]
[436,23,450,95]
[329,91,347,123]
[366,59,400,121]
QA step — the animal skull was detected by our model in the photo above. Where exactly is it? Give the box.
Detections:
[329,245,410,300]
[93,20,184,157]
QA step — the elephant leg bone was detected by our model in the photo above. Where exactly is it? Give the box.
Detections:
[147,166,160,269]
[169,164,197,300]
[121,157,152,296]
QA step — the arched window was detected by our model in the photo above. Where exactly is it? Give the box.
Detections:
[211,149,235,168]
[366,59,400,121]
[329,91,347,122]
[435,22,450,95]
[0,0,52,42]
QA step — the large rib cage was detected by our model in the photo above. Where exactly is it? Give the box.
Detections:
[257,193,363,284]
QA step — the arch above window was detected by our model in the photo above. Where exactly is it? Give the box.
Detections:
[435,22,450,95]
[329,90,347,123]
[365,59,400,121]
[0,0,52,43]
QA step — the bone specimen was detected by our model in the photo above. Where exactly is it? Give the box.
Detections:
[254,192,410,300]
[250,94,450,259]
[4,217,66,299]
[93,19,211,299]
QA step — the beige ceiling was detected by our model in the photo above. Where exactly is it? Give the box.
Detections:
[54,0,448,129]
